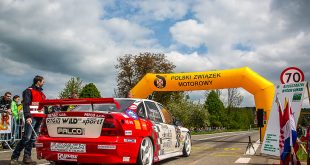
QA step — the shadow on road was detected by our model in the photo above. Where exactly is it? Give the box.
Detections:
[0,160,11,165]
[155,157,181,164]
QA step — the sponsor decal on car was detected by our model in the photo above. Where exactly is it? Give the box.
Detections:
[125,130,132,136]
[97,145,116,150]
[57,153,77,162]
[84,113,105,118]
[124,138,136,143]
[123,157,130,162]
[134,120,141,129]
[61,118,80,124]
[81,118,104,125]
[162,140,173,148]
[124,120,134,125]
[175,127,181,148]
[48,113,66,118]
[140,120,147,130]
[47,117,104,126]
[125,109,138,120]
[46,118,61,124]
[57,127,85,135]
[128,105,137,110]
[35,142,43,148]
[46,117,105,138]
[51,143,86,153]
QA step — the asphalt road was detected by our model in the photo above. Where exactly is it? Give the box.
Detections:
[158,130,278,165]
[0,130,285,165]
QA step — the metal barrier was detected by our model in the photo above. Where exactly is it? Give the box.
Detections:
[0,113,24,151]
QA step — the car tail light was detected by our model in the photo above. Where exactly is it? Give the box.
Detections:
[40,118,48,136]
[101,115,123,136]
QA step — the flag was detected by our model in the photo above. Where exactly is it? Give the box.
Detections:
[288,100,300,165]
[278,98,300,165]
[276,95,285,155]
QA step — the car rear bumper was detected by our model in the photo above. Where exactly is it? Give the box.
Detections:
[36,136,142,164]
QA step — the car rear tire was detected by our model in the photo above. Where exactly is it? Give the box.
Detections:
[137,137,154,165]
[182,133,191,157]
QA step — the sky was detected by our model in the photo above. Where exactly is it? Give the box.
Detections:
[0,0,309,107]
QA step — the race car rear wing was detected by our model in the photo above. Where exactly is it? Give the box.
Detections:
[40,98,120,109]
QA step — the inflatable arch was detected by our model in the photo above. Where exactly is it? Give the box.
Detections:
[130,67,275,139]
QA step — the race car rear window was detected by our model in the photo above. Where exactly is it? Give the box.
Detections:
[71,100,136,112]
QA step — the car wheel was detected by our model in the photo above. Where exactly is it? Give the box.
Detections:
[137,137,154,165]
[182,133,191,157]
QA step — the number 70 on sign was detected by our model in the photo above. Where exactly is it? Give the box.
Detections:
[280,67,304,84]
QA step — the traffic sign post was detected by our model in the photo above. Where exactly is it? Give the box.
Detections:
[307,126,310,165]
[280,67,305,84]
[261,66,307,157]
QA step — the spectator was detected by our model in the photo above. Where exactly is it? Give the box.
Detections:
[10,75,46,165]
[0,92,12,149]
[11,95,21,143]
[127,91,133,98]
[0,92,12,114]
[61,92,79,112]
[70,92,78,99]
[297,124,303,138]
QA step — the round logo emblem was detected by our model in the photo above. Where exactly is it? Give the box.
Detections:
[154,75,166,88]
[125,109,138,120]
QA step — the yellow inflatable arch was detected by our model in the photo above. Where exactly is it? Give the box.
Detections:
[130,67,275,139]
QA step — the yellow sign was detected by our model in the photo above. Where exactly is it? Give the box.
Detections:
[130,67,275,139]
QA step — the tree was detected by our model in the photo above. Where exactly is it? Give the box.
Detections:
[227,88,244,109]
[167,94,208,130]
[228,107,254,129]
[115,52,177,105]
[189,103,208,129]
[59,77,83,99]
[204,90,226,127]
[79,83,101,98]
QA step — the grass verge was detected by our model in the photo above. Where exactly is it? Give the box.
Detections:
[190,128,256,135]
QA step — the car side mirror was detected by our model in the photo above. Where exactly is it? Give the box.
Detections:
[173,118,182,126]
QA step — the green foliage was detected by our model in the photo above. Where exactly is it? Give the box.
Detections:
[203,90,253,129]
[189,104,208,128]
[205,90,225,127]
[167,94,208,129]
[59,77,83,98]
[79,83,101,98]
[226,107,255,129]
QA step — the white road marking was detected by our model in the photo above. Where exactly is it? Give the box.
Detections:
[0,150,12,153]
[244,139,260,155]
[235,157,251,163]
[235,139,260,164]
[195,132,252,141]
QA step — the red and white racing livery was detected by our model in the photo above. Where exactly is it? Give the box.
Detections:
[36,98,191,165]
